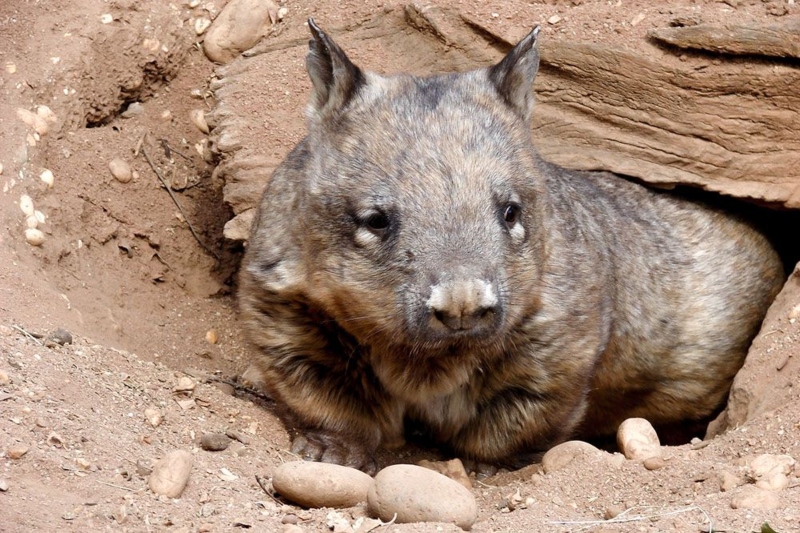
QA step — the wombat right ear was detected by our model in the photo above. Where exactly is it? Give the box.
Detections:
[306,19,366,119]
[488,26,541,122]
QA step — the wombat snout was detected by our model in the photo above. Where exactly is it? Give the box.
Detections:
[426,276,501,334]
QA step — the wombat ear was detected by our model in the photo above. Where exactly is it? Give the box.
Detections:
[488,26,541,122]
[306,19,366,118]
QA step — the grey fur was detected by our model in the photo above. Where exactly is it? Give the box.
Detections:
[239,22,785,473]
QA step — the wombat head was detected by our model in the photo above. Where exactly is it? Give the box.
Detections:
[251,22,548,357]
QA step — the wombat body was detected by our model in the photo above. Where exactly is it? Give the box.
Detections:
[239,21,784,472]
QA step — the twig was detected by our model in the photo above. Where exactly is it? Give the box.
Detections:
[254,475,284,506]
[140,145,219,261]
[549,504,713,532]
[159,139,194,162]
[12,325,43,346]
[97,480,137,492]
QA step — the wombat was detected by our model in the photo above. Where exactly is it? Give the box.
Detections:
[239,20,785,473]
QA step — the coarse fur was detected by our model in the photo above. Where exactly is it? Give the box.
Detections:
[238,20,785,473]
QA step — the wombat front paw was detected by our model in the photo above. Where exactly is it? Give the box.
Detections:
[291,432,378,475]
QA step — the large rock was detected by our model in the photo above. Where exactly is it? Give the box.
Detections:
[209,4,800,243]
[272,461,373,508]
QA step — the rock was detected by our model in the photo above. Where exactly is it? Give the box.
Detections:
[417,458,472,489]
[148,450,193,498]
[121,102,144,118]
[200,433,231,452]
[0,479,8,491]
[16,108,49,135]
[648,19,800,59]
[173,376,196,393]
[719,470,741,492]
[19,194,34,216]
[0,369,10,385]
[226,429,251,445]
[547,15,561,25]
[109,158,133,183]
[190,109,210,134]
[642,456,666,471]
[617,418,661,460]
[203,0,275,64]
[272,461,373,508]
[24,228,45,246]
[144,407,163,427]
[40,169,54,188]
[367,464,477,530]
[223,209,256,241]
[749,454,795,491]
[46,328,73,346]
[730,485,781,510]
[7,444,29,460]
[542,440,603,474]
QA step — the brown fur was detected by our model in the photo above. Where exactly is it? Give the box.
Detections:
[238,21,785,473]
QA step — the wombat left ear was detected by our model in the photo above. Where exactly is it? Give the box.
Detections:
[306,19,365,119]
[488,26,541,122]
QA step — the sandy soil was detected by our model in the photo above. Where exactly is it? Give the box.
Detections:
[1,1,799,532]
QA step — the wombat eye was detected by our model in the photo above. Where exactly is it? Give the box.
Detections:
[502,203,521,228]
[363,212,390,233]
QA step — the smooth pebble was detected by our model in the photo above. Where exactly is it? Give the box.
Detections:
[203,0,274,64]
[542,440,602,474]
[617,418,661,460]
[200,433,231,452]
[109,158,132,183]
[25,228,45,246]
[148,450,193,498]
[272,461,373,508]
[368,464,477,530]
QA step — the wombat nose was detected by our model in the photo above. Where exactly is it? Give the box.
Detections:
[433,306,496,331]
[427,278,500,333]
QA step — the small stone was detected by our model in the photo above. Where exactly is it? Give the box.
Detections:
[190,109,210,134]
[109,158,132,183]
[368,464,477,530]
[630,13,645,26]
[174,376,196,393]
[194,17,212,35]
[7,444,30,459]
[0,369,10,385]
[719,470,741,492]
[417,458,472,489]
[121,102,143,118]
[643,456,666,470]
[542,440,602,474]
[148,450,193,498]
[205,329,219,344]
[16,108,49,135]
[40,169,54,188]
[730,485,780,510]
[548,14,562,25]
[47,432,64,447]
[160,109,173,121]
[25,228,45,246]
[617,418,661,460]
[281,514,299,525]
[136,459,153,477]
[272,461,374,508]
[277,7,288,20]
[203,0,275,64]
[200,433,231,452]
[225,429,251,445]
[144,407,163,427]
[0,479,9,491]
[19,194,35,216]
[36,105,57,123]
[100,13,113,24]
[604,504,625,519]
[46,328,73,345]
